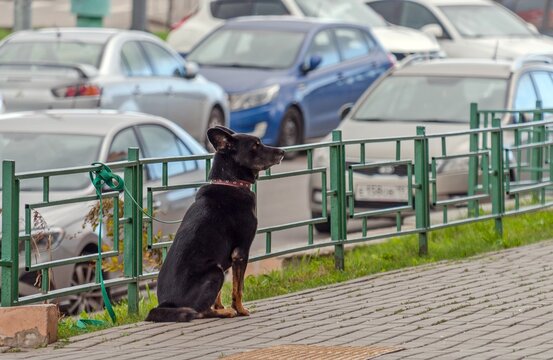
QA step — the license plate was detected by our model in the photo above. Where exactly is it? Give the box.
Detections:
[355,184,408,202]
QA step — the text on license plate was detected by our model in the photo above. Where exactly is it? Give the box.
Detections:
[355,184,408,202]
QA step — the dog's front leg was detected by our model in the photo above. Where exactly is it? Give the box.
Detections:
[213,290,224,310]
[231,248,249,316]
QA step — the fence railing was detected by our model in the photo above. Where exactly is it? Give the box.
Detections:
[1,103,553,314]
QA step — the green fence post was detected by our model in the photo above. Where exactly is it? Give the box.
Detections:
[1,161,19,307]
[468,103,480,216]
[124,148,140,314]
[490,118,505,237]
[414,127,430,256]
[531,101,544,202]
[330,130,345,270]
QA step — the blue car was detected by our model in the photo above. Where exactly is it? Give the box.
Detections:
[186,17,394,147]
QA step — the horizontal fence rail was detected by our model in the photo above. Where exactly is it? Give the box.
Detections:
[1,103,553,314]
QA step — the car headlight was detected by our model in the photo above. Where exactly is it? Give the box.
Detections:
[228,85,279,111]
[18,227,65,253]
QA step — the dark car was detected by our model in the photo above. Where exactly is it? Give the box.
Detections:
[495,0,553,36]
[186,17,395,148]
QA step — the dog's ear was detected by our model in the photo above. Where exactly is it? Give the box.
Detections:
[213,125,235,135]
[207,127,235,151]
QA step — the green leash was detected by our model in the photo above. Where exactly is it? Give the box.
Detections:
[86,162,123,325]
[79,162,185,329]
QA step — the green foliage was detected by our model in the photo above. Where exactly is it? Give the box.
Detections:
[153,30,169,41]
[58,284,158,340]
[0,28,10,41]
[58,209,553,339]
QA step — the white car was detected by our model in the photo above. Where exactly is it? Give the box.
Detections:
[366,0,553,60]
[167,0,442,60]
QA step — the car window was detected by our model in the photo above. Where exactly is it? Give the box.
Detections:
[120,41,153,77]
[352,76,508,123]
[400,1,441,29]
[532,71,553,108]
[141,42,184,77]
[108,127,141,162]
[187,29,305,69]
[439,5,535,37]
[334,28,370,61]
[515,74,539,111]
[0,41,103,68]
[367,0,403,24]
[295,0,387,27]
[304,30,340,69]
[0,132,103,191]
[210,0,289,19]
[137,125,195,179]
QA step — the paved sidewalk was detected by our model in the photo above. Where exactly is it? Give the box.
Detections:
[4,240,553,359]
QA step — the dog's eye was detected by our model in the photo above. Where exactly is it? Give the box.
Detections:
[252,141,260,149]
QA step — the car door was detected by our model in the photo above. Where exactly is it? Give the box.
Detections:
[136,124,203,235]
[140,41,204,133]
[299,29,345,137]
[332,27,389,112]
[117,41,169,118]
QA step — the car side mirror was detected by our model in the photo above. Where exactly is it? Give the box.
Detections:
[183,61,199,79]
[339,103,353,121]
[420,24,444,39]
[301,55,322,74]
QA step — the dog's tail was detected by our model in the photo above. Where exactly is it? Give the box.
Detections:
[145,306,199,322]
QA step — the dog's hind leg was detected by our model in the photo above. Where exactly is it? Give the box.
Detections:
[186,266,238,319]
[231,248,250,316]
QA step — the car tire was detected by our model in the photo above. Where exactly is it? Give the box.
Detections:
[204,107,225,152]
[278,107,303,159]
[65,251,109,315]
[312,212,331,233]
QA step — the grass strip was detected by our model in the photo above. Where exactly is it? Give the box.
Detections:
[58,209,553,340]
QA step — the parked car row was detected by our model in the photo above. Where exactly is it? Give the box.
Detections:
[167,0,442,60]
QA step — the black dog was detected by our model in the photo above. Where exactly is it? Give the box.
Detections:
[146,126,285,322]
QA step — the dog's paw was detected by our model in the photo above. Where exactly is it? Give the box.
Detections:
[213,303,225,310]
[233,306,250,316]
[227,307,238,318]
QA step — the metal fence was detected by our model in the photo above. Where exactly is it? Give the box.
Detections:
[1,103,552,313]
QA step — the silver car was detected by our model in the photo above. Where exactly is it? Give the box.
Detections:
[0,110,207,314]
[0,28,229,148]
[309,56,553,232]
[366,0,553,60]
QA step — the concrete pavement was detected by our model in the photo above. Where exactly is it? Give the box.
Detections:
[3,240,553,359]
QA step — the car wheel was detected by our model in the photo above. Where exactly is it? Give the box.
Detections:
[204,107,225,152]
[312,212,331,233]
[278,107,303,159]
[65,257,106,315]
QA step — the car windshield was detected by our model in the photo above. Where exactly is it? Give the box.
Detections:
[187,29,305,69]
[0,41,104,68]
[439,5,536,38]
[352,75,508,122]
[0,132,103,191]
[294,0,387,27]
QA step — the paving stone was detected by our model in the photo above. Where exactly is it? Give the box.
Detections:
[4,241,553,359]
